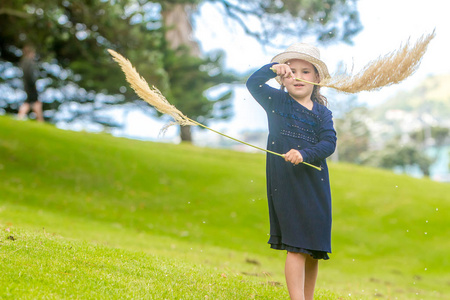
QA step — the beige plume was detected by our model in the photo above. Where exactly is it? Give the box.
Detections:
[296,31,435,93]
[107,49,196,128]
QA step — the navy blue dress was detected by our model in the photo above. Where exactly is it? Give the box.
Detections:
[246,63,337,260]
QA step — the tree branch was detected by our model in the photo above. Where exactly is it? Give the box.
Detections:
[0,8,29,18]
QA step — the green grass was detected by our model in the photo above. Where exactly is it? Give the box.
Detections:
[1,227,285,300]
[1,115,449,299]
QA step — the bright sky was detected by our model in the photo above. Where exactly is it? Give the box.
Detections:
[115,0,450,142]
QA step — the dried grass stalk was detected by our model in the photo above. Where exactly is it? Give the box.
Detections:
[108,49,321,170]
[107,49,196,128]
[299,31,435,93]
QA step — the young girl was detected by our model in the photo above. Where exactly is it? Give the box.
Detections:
[246,43,337,300]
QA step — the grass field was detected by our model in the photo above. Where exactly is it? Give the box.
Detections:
[1,115,449,299]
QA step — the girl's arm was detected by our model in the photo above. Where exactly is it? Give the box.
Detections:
[246,63,280,111]
[298,108,337,164]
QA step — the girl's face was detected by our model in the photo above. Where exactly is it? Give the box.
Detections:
[282,59,319,103]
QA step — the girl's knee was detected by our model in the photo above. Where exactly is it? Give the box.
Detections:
[287,251,308,260]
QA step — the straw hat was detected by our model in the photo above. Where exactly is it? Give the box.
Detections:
[271,43,330,84]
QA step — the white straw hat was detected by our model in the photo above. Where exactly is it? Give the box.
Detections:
[271,43,330,84]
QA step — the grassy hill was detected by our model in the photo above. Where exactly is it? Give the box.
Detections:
[1,116,449,299]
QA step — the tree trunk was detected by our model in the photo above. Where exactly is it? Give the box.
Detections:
[162,3,199,143]
[180,125,192,142]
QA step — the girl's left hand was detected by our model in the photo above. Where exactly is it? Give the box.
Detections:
[271,64,294,80]
[284,149,303,165]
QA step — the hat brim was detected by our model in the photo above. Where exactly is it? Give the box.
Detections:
[271,52,330,84]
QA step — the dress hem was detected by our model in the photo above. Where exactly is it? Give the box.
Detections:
[269,241,330,260]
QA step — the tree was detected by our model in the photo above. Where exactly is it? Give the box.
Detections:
[162,46,236,141]
[159,0,362,141]
[161,2,237,141]
[334,106,370,164]
[1,0,362,141]
[408,126,450,176]
[196,0,362,45]
[0,0,239,137]
[375,142,434,177]
[0,0,166,125]
[410,126,450,149]
[330,93,370,163]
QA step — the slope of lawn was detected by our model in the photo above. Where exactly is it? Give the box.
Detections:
[1,115,449,299]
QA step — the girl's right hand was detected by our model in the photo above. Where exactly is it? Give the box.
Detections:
[271,64,294,80]
[283,149,304,165]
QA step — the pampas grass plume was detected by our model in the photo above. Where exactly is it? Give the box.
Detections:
[107,49,196,129]
[320,31,435,93]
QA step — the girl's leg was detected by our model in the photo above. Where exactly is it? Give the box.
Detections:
[285,251,306,300]
[304,256,319,300]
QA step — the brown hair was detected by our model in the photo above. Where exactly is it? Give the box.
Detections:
[311,85,328,106]
[311,65,328,106]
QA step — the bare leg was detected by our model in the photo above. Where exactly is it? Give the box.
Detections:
[18,103,31,120]
[32,101,44,122]
[285,252,306,300]
[304,256,319,300]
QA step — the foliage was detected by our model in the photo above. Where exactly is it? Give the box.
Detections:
[1,116,450,299]
[164,47,235,120]
[358,125,450,178]
[410,126,450,148]
[340,74,450,177]
[334,105,370,164]
[367,142,434,177]
[371,73,450,124]
[0,0,166,124]
[0,0,362,132]
[203,0,362,45]
[162,45,237,139]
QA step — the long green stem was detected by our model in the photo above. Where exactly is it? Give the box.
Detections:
[187,118,321,171]
[270,67,323,86]
[294,77,322,86]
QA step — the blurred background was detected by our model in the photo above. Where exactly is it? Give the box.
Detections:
[1,0,449,181]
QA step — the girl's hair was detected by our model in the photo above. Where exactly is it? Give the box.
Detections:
[280,65,328,107]
[311,85,328,107]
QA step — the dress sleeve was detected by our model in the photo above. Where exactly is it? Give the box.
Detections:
[299,107,337,163]
[246,63,280,111]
